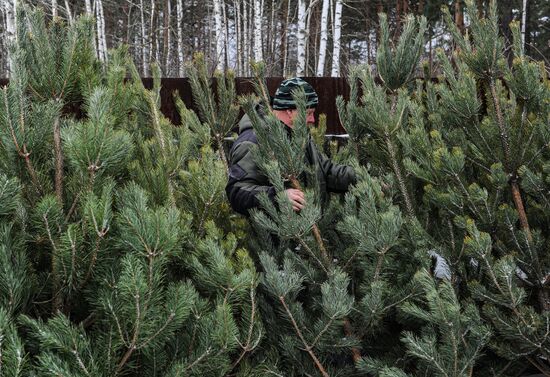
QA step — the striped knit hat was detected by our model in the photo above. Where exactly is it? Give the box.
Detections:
[272,78,319,110]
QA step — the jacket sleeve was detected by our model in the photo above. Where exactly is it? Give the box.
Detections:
[225,141,276,216]
[318,151,356,193]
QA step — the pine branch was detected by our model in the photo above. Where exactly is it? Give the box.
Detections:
[53,112,64,207]
[231,283,261,370]
[278,295,330,377]
[289,177,330,267]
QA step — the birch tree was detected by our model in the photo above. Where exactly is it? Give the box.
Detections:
[176,0,184,76]
[242,0,250,75]
[316,0,330,76]
[3,0,17,76]
[140,0,148,76]
[64,0,73,25]
[296,0,308,76]
[213,0,225,70]
[253,0,263,61]
[331,0,343,77]
[51,0,58,17]
[95,0,107,63]
[85,0,92,15]
[148,0,156,70]
[521,0,528,49]
[163,0,172,75]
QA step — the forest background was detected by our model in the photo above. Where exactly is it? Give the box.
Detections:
[1,0,549,79]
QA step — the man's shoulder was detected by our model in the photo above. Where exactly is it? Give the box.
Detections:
[234,128,258,147]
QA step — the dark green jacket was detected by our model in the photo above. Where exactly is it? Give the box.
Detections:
[225,112,356,216]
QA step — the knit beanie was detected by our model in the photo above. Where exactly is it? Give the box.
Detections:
[271,77,319,110]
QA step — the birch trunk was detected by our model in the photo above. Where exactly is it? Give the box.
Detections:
[316,0,330,76]
[85,0,92,14]
[243,0,249,75]
[4,0,17,76]
[222,0,230,69]
[330,0,343,77]
[253,0,263,61]
[95,0,107,63]
[52,0,58,17]
[282,0,291,76]
[176,0,184,76]
[213,0,225,70]
[296,0,307,76]
[140,0,148,76]
[64,0,73,25]
[163,0,172,75]
[234,0,241,75]
[148,0,156,69]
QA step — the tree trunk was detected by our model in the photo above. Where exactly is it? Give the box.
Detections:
[85,0,92,14]
[253,0,263,61]
[52,0,58,17]
[521,0,528,50]
[242,0,249,75]
[316,0,330,76]
[296,0,307,76]
[213,0,224,70]
[140,0,148,76]
[234,0,241,75]
[176,0,184,77]
[148,0,156,70]
[64,0,73,25]
[282,0,291,76]
[95,0,107,63]
[418,0,424,14]
[163,0,171,75]
[4,0,17,76]
[455,0,464,33]
[330,0,343,77]
[222,0,230,69]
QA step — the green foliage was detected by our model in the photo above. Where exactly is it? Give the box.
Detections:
[376,13,427,91]
[4,3,550,376]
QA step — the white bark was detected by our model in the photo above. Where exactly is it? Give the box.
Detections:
[213,0,225,70]
[64,0,73,25]
[222,0,230,69]
[330,0,343,77]
[164,0,172,75]
[85,0,92,15]
[282,0,291,76]
[234,0,241,74]
[296,0,307,76]
[243,0,249,75]
[253,0,263,61]
[140,0,148,75]
[148,0,156,69]
[521,0,528,53]
[176,0,184,76]
[316,0,330,76]
[52,0,58,17]
[95,0,107,63]
[3,0,17,76]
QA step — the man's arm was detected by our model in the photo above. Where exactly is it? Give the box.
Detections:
[225,141,276,216]
[318,151,356,193]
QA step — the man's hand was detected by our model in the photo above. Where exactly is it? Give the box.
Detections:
[285,188,305,212]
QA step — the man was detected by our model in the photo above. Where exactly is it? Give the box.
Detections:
[225,78,356,216]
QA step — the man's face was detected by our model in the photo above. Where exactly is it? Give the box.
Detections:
[286,108,316,128]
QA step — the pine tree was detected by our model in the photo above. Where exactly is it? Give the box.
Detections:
[0,6,261,376]
[338,0,550,374]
